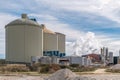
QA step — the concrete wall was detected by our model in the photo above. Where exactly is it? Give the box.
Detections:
[5,25,43,63]
[6,25,25,62]
[69,56,83,65]
[24,25,43,62]
[56,33,65,53]
[43,33,58,51]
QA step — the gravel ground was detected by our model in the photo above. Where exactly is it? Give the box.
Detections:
[0,75,44,80]
[0,68,120,80]
[0,74,120,80]
[81,74,120,80]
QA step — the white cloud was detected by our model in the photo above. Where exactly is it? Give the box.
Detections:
[96,35,120,55]
[0,0,120,56]
[0,13,85,55]
[0,13,18,29]
[36,0,120,23]
[32,0,120,55]
[29,13,120,55]
[29,13,85,41]
[0,13,18,54]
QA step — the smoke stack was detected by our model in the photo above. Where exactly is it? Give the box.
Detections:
[101,48,103,55]
[118,50,120,64]
[119,50,120,59]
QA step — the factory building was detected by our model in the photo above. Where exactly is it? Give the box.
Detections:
[5,14,65,63]
[101,47,109,64]
[100,47,114,65]
[109,52,113,64]
[69,56,84,65]
[60,56,92,66]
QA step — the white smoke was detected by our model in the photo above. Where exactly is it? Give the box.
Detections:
[67,32,102,56]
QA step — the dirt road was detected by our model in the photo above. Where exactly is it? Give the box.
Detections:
[93,69,107,74]
[0,69,119,80]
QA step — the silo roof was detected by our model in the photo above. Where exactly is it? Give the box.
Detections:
[5,14,41,28]
[5,19,41,27]
[41,24,55,34]
[55,32,65,36]
[43,27,55,34]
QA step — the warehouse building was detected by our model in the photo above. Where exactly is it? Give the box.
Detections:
[5,14,65,63]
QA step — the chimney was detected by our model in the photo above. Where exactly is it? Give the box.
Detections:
[21,14,28,19]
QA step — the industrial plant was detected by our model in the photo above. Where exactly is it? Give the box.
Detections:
[5,14,117,67]
[5,14,65,64]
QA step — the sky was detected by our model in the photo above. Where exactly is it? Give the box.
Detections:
[1,0,120,57]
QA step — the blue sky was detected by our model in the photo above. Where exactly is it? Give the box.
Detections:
[1,0,120,57]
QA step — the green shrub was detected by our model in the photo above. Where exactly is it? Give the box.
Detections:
[70,64,79,68]
[0,64,29,72]
[68,66,96,72]
[79,66,96,72]
[29,63,41,71]
[39,64,61,73]
[29,63,51,71]
[0,59,6,64]
[60,65,69,69]
[106,69,120,73]
[40,65,50,73]
[0,59,6,66]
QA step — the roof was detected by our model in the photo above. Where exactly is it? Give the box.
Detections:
[5,14,41,28]
[5,19,41,27]
[43,28,55,34]
[55,32,65,36]
[41,24,55,34]
[5,14,65,36]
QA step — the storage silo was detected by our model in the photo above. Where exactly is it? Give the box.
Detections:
[56,32,65,57]
[5,14,43,63]
[42,24,58,56]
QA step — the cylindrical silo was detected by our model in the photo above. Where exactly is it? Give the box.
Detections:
[56,32,66,57]
[42,24,58,56]
[5,14,43,63]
